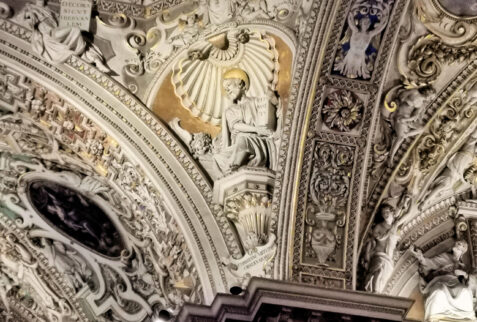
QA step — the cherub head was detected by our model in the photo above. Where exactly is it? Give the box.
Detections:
[186,14,197,25]
[452,240,468,259]
[360,16,372,31]
[405,86,434,107]
[237,30,250,44]
[381,204,395,225]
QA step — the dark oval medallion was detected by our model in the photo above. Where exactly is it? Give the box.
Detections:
[28,180,125,258]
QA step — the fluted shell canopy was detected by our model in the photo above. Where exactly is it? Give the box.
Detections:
[172,28,280,125]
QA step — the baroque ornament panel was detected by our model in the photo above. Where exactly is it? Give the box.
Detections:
[0,64,202,321]
[284,0,406,290]
[11,0,477,320]
[357,0,477,320]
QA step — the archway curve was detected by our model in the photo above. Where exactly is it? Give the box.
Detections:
[0,22,231,301]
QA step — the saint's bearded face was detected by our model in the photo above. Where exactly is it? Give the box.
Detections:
[223,78,245,101]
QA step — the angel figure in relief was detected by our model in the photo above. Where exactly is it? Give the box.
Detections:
[334,0,392,79]
[387,86,434,163]
[167,14,202,49]
[363,194,410,293]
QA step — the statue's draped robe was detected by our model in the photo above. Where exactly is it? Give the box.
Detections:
[420,253,476,321]
[26,4,86,64]
[215,96,277,172]
[364,223,397,293]
[206,0,235,24]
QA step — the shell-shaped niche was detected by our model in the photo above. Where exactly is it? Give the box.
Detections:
[28,180,126,258]
[172,28,279,125]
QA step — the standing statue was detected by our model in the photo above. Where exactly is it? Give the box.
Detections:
[235,0,269,20]
[213,68,279,174]
[410,240,476,322]
[197,0,235,25]
[363,194,410,293]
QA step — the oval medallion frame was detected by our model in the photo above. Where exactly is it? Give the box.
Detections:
[18,171,130,261]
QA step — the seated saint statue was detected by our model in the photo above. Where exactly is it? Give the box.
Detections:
[213,68,279,174]
[22,0,109,72]
[410,240,477,322]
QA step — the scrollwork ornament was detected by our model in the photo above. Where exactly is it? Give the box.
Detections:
[408,35,477,85]
[106,13,130,28]
[417,87,475,174]
[124,54,145,77]
[415,0,477,47]
[304,142,354,268]
[127,32,147,49]
[143,50,164,73]
[0,2,11,19]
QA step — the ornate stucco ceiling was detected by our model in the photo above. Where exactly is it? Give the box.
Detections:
[1,0,477,321]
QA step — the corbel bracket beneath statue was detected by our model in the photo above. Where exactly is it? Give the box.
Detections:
[215,167,277,288]
[213,167,275,205]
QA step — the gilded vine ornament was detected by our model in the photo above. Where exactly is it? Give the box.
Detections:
[304,142,353,267]
[408,34,477,85]
[417,88,476,174]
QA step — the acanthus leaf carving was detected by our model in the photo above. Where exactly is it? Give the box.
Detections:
[225,192,272,253]
[407,35,477,86]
